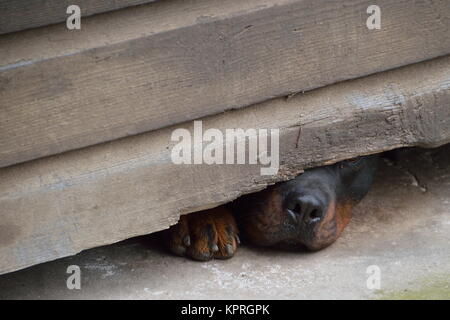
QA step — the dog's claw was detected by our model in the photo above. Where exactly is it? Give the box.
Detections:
[183,235,191,247]
[225,244,234,256]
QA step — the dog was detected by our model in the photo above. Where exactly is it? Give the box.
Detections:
[163,155,379,261]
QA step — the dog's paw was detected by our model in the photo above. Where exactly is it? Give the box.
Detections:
[163,207,240,261]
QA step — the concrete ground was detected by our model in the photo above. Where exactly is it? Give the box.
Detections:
[0,146,449,300]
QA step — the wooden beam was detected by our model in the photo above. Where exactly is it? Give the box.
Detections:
[0,0,158,35]
[1,0,449,168]
[0,56,449,275]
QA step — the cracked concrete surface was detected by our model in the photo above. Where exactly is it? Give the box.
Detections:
[0,145,449,299]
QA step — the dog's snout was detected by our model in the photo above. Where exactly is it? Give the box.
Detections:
[287,194,324,224]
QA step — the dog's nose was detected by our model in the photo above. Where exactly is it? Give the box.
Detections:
[287,195,324,224]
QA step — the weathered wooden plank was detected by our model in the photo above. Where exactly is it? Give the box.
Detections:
[0,0,158,35]
[1,0,449,168]
[1,56,449,275]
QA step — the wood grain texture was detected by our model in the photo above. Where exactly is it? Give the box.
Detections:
[0,0,158,35]
[1,0,449,168]
[0,56,449,275]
